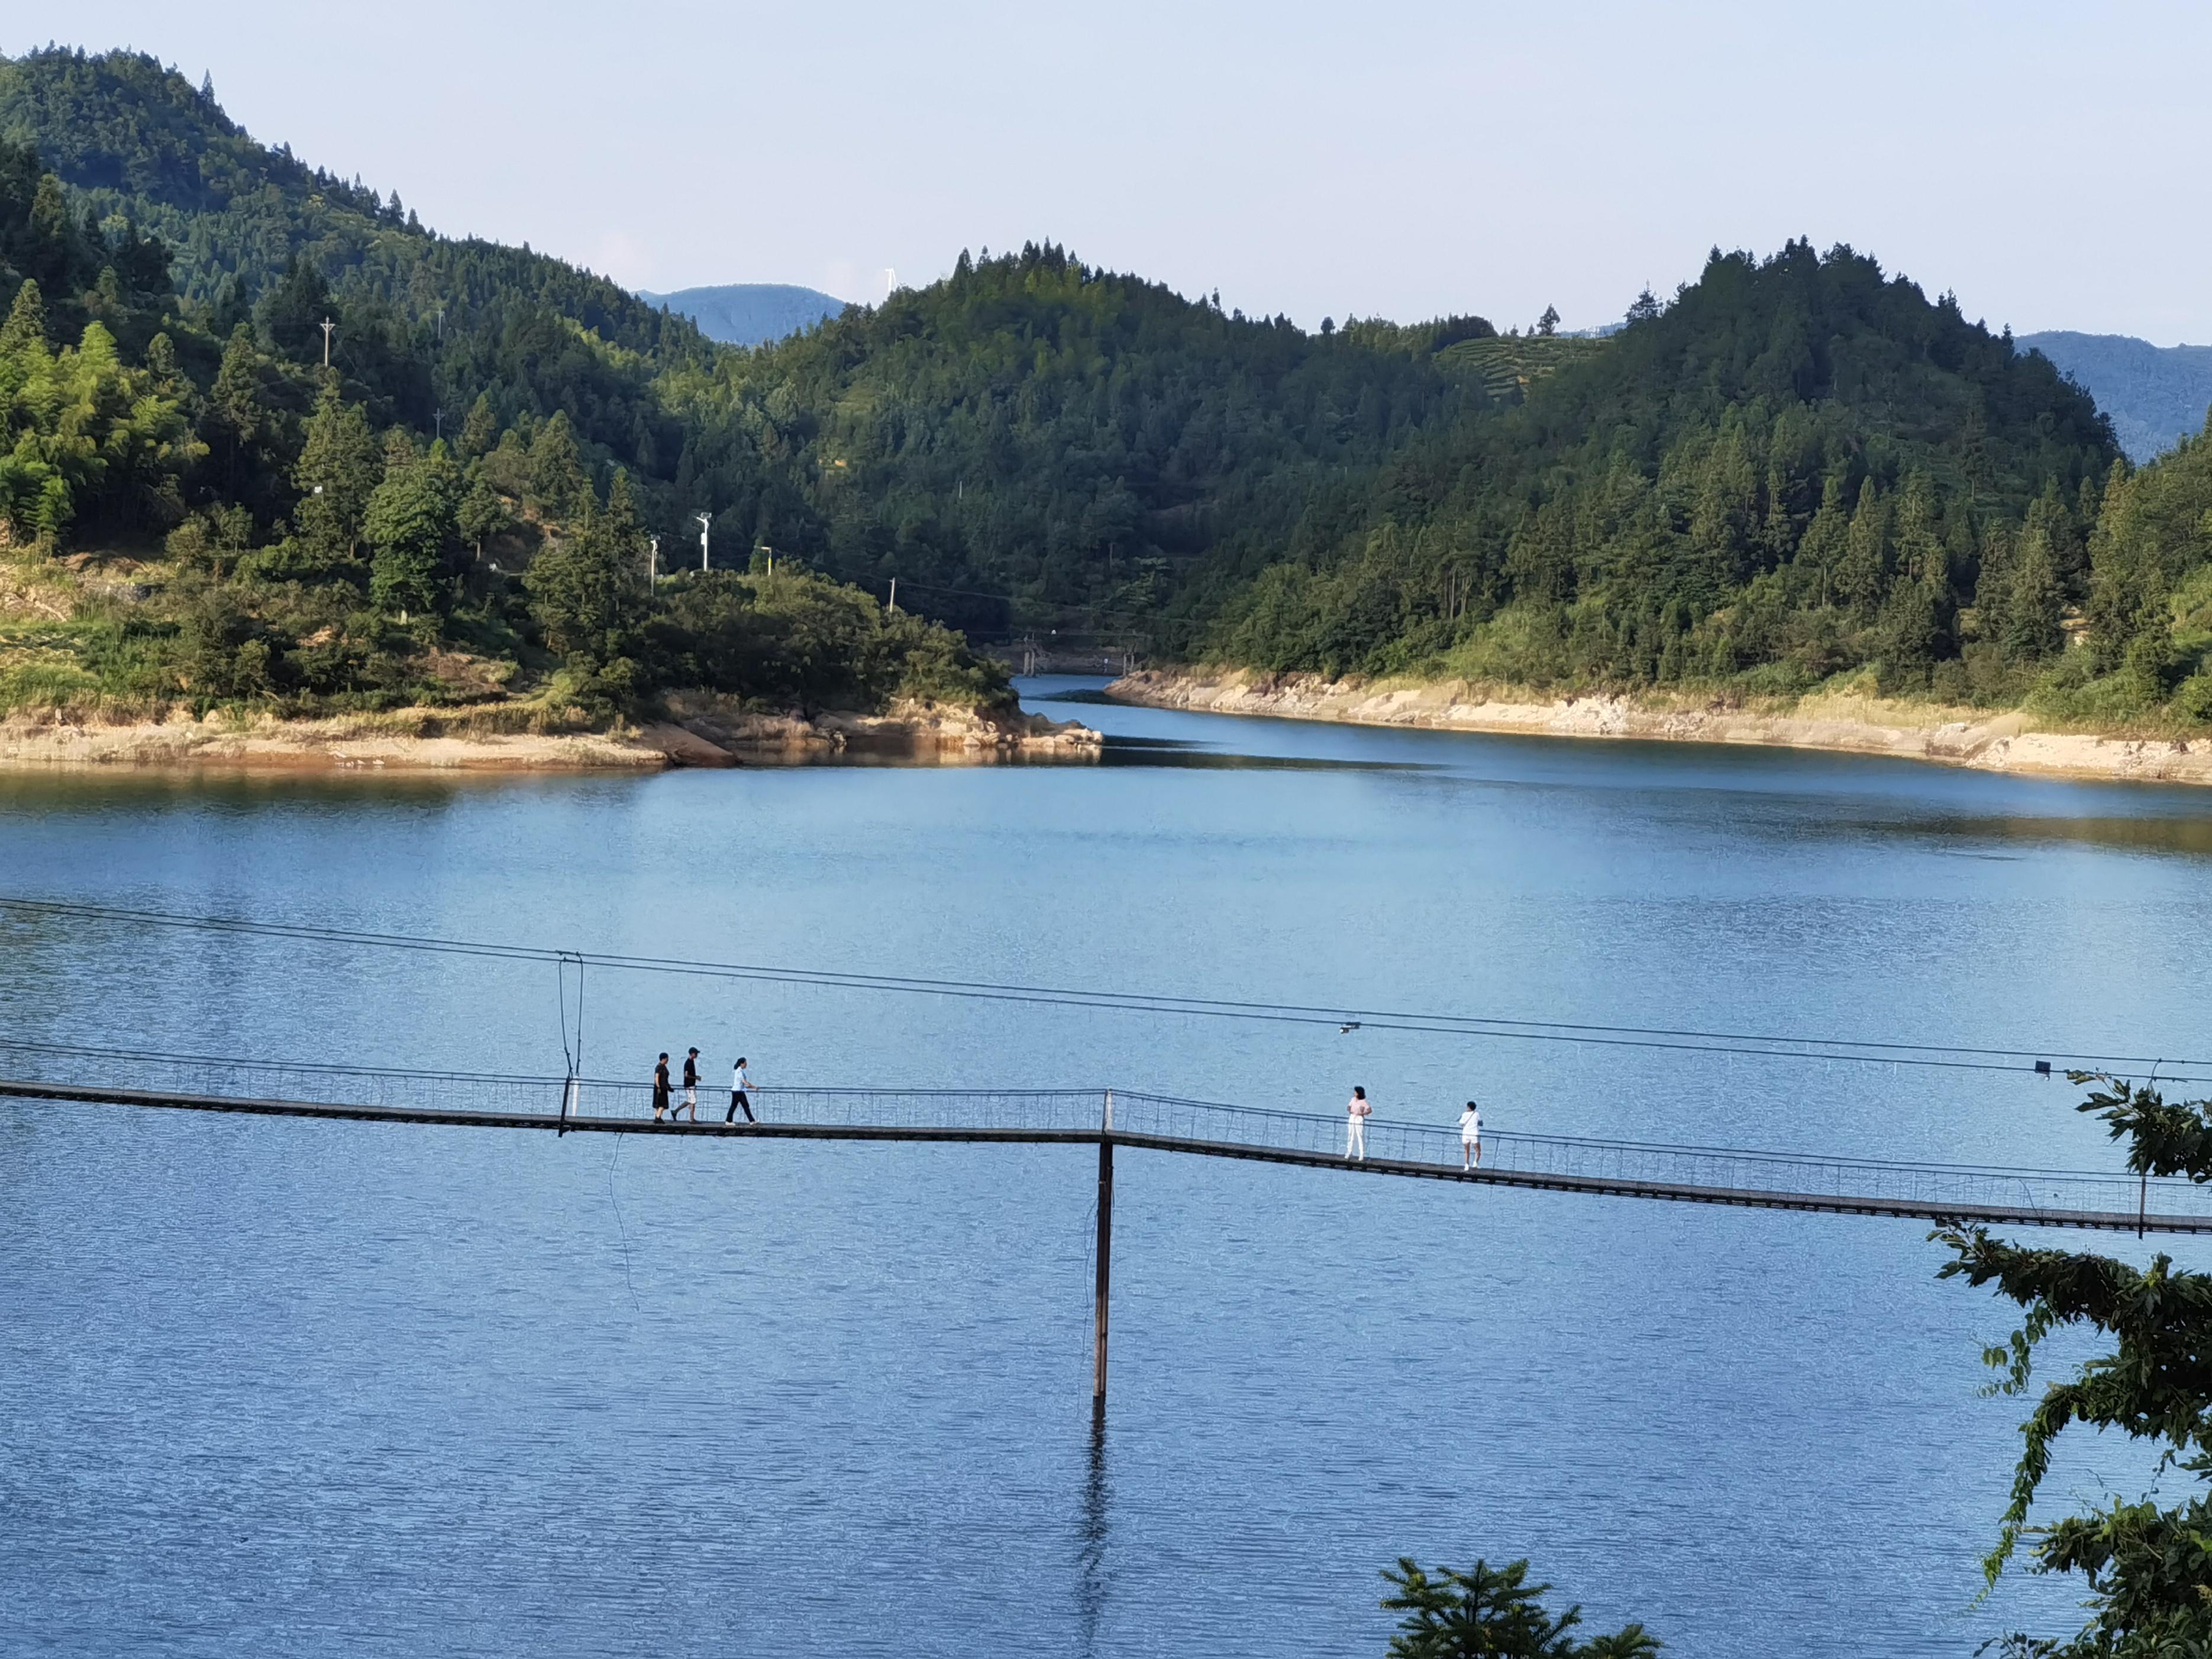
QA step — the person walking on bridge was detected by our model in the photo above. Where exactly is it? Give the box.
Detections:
[1458,1100,1483,1171]
[677,1048,701,1121]
[1345,1086,1371,1161]
[727,1056,756,1124]
[652,1053,672,1122]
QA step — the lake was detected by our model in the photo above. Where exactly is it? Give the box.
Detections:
[4,677,2208,1657]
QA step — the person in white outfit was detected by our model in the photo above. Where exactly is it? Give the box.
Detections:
[726,1057,756,1124]
[1458,1099,1483,1171]
[1345,1086,1371,1161]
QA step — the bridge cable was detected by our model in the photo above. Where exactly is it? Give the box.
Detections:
[2,895,2205,1082]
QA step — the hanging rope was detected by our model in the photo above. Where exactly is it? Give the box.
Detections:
[556,950,585,1135]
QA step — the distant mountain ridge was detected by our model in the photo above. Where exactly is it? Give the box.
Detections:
[639,282,847,347]
[2019,331,2212,463]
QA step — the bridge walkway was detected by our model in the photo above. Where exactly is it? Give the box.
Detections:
[2,1042,2204,1235]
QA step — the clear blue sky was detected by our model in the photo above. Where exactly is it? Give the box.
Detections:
[30,1,2212,342]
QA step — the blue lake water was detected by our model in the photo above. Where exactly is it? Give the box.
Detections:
[4,677,2209,1657]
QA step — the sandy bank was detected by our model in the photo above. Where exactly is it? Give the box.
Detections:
[1108,669,2212,787]
[0,700,1101,773]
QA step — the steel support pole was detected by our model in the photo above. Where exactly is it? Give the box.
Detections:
[1093,1136,1114,1406]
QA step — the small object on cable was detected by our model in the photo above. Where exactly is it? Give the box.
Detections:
[2034,1060,2052,1077]
[1339,1022,1361,1035]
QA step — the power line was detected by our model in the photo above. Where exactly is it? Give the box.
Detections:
[1,895,2201,1080]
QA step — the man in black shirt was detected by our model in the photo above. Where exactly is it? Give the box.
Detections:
[652,1053,672,1121]
[679,1048,701,1121]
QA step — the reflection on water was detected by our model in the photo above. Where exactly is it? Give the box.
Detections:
[1888,813,2212,859]
[1077,1405,1110,1659]
[1100,735,1429,772]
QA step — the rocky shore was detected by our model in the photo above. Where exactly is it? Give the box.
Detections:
[0,698,1101,773]
[1107,668,2212,787]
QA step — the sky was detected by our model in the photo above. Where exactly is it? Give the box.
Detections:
[24,1,2212,343]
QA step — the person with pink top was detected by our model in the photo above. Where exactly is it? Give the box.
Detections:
[1345,1086,1371,1161]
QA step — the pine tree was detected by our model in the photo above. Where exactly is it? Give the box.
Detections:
[458,393,499,460]
[1381,1557,1661,1658]
[363,436,459,618]
[293,380,383,564]
[2085,468,2151,670]
[1892,472,1943,588]
[527,411,589,518]
[1834,478,1891,618]
[0,277,48,356]
[2003,518,2065,661]
[208,324,264,494]
[456,466,512,557]
[1794,475,1850,608]
[525,499,635,659]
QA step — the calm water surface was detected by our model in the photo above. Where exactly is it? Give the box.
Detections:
[4,678,2210,1657]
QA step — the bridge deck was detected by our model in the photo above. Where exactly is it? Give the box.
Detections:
[4,1060,2206,1234]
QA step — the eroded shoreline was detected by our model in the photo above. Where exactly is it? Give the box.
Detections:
[1106,669,2212,787]
[0,699,1102,773]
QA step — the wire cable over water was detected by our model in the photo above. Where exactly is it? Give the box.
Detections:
[4,895,2203,1082]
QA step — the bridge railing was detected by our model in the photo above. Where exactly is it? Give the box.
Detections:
[1108,1090,2212,1220]
[0,1042,1110,1133]
[7,1041,2211,1222]
[0,1040,576,1119]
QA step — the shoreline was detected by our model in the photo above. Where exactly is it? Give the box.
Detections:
[0,699,1102,774]
[1106,668,2212,787]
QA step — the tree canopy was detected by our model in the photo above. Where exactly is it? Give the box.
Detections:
[1382,1557,1661,1658]
[1939,1077,2212,1657]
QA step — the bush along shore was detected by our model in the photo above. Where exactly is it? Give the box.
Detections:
[1109,667,2212,785]
[0,515,1097,771]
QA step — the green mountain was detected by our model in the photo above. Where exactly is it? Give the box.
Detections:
[2019,331,2212,463]
[640,283,846,347]
[0,46,1488,723]
[0,51,1006,724]
[713,252,1474,639]
[8,44,2211,739]
[1204,244,2157,709]
[0,49,1485,643]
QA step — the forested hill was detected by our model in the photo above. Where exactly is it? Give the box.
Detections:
[700,251,1475,636]
[0,46,1494,729]
[0,47,1491,642]
[9,44,2210,738]
[0,47,712,482]
[1204,242,2212,727]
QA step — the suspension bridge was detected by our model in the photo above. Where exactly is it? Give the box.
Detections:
[5,1038,2208,1406]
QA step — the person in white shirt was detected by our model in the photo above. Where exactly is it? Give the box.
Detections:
[1345,1086,1371,1161]
[726,1057,756,1124]
[1458,1100,1483,1171]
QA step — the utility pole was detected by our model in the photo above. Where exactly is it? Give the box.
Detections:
[887,577,897,614]
[647,534,658,588]
[319,317,334,368]
[432,409,444,443]
[1094,1089,1115,1408]
[694,511,712,573]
